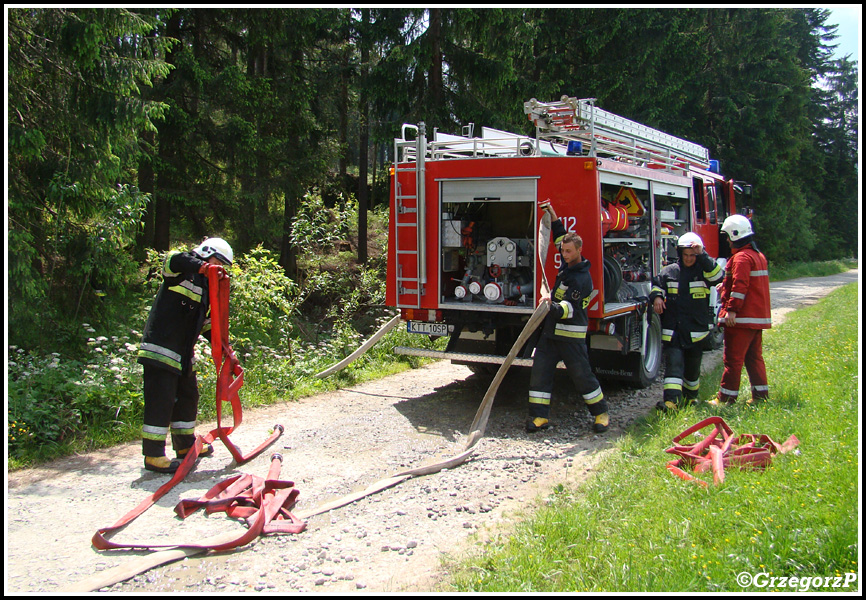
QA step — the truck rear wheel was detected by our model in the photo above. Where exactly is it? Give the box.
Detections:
[624,312,662,387]
[708,324,724,350]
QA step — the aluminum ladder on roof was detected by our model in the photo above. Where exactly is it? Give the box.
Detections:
[392,123,427,309]
[524,97,710,171]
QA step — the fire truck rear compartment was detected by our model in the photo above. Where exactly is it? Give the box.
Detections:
[439,180,537,313]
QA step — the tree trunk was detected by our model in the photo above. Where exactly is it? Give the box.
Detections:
[429,8,443,112]
[153,11,182,252]
[370,142,378,208]
[357,9,371,265]
[280,182,299,278]
[339,46,350,197]
[136,129,155,258]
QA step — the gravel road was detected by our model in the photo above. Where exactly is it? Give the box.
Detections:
[5,270,857,593]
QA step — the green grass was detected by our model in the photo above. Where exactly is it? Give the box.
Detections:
[768,258,857,282]
[448,283,859,592]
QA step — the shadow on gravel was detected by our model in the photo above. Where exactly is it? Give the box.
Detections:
[388,366,640,444]
[386,369,529,443]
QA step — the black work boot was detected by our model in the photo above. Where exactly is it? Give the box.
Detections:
[144,455,181,474]
[593,413,610,433]
[526,417,552,433]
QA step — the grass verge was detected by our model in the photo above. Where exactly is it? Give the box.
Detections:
[448,283,859,592]
[768,258,857,282]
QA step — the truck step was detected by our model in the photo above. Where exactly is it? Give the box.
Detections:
[394,347,566,369]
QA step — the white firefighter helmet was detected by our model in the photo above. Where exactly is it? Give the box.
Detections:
[194,237,234,265]
[677,232,704,248]
[721,214,753,241]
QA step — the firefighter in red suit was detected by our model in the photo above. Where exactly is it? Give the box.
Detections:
[526,200,608,434]
[137,238,232,473]
[712,215,772,405]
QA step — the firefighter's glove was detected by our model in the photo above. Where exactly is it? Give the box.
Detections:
[199,263,229,279]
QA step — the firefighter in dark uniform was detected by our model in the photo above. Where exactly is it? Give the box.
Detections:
[650,232,723,411]
[137,237,233,473]
[527,200,609,434]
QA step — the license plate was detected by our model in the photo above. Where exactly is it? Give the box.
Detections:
[407,321,452,336]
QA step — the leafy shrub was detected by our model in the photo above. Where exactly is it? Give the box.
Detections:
[289,191,345,253]
[228,245,300,355]
[7,327,144,461]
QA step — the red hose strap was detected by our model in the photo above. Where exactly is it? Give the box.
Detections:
[94,454,304,551]
[665,417,798,487]
[203,267,284,465]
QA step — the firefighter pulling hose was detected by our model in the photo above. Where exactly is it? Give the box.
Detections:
[71,254,289,592]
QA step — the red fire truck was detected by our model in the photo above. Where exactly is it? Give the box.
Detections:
[386,97,751,386]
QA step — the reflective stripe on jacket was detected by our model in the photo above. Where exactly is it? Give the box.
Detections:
[650,252,723,347]
[137,251,211,374]
[718,246,772,329]
[543,219,593,341]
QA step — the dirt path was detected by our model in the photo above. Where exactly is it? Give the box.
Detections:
[5,270,857,593]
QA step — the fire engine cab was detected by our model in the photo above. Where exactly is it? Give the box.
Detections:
[386,97,751,386]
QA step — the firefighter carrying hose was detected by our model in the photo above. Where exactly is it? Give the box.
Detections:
[711,214,771,405]
[650,232,723,411]
[526,200,609,434]
[137,238,233,473]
